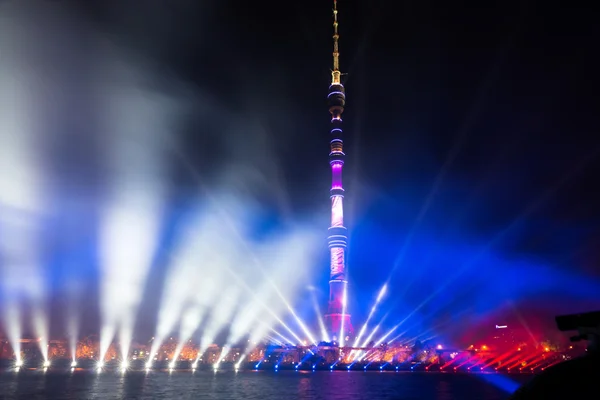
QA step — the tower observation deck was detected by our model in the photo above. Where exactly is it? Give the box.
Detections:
[324,0,353,344]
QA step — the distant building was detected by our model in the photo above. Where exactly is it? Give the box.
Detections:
[487,324,535,352]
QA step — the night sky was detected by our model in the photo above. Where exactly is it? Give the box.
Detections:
[1,0,599,343]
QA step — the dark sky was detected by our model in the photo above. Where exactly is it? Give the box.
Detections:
[78,1,600,227]
[2,0,599,342]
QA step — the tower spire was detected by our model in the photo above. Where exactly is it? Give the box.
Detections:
[332,0,341,85]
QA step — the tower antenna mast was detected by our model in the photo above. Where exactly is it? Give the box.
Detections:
[332,0,341,85]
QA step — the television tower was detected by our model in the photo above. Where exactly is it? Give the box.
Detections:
[325,0,353,344]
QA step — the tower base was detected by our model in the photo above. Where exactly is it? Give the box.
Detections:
[325,313,353,344]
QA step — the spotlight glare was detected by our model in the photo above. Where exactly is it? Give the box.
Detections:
[169,362,176,369]
[377,283,388,302]
[15,360,23,368]
[71,361,77,368]
[43,360,50,368]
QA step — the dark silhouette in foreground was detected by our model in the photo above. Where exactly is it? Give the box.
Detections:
[509,310,600,399]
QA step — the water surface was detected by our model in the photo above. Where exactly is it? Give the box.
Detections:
[0,370,531,400]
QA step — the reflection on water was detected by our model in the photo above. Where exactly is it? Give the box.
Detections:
[0,370,530,400]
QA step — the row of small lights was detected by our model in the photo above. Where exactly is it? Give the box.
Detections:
[13,362,548,373]
[21,343,564,372]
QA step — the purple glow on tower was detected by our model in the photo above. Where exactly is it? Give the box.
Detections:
[331,163,343,190]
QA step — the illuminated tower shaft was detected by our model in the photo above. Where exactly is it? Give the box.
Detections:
[325,0,353,339]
